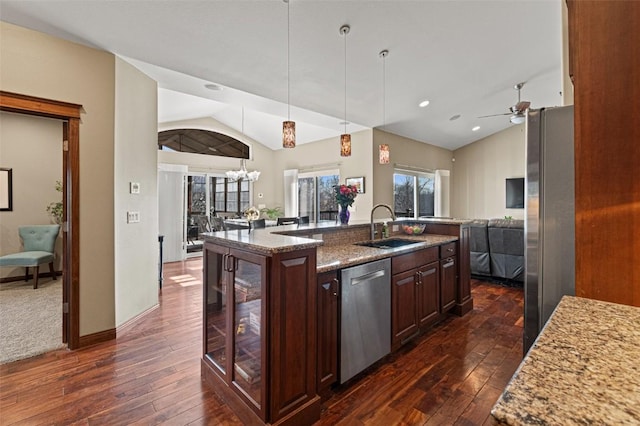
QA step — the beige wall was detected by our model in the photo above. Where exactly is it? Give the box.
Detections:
[372,129,454,211]
[1,21,116,335]
[0,113,63,277]
[114,58,159,326]
[451,124,526,220]
[274,129,374,222]
[0,22,160,337]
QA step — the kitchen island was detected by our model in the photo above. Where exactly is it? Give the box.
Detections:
[491,295,640,425]
[200,219,471,426]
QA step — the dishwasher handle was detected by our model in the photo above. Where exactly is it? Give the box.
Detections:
[350,269,386,286]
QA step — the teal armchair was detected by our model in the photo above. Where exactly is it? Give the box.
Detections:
[0,225,60,289]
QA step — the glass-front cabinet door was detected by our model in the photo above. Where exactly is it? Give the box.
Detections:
[203,243,229,376]
[232,252,266,411]
[203,243,267,419]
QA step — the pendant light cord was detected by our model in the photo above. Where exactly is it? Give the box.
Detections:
[287,0,291,121]
[382,52,386,131]
[344,28,347,134]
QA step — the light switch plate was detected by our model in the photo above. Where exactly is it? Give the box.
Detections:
[127,211,140,223]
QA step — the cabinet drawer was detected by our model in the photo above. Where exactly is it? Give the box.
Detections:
[392,247,438,273]
[440,242,456,258]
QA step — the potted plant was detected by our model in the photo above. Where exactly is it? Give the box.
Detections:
[260,206,282,220]
[46,180,63,224]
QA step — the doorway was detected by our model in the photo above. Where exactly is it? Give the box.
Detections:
[0,91,82,349]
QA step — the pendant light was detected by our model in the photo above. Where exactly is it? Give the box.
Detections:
[340,24,351,157]
[282,0,296,148]
[379,49,390,164]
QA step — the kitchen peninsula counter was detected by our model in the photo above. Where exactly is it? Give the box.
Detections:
[491,296,640,425]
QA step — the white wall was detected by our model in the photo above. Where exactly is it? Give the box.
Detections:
[114,57,159,327]
[0,113,63,278]
[451,124,526,220]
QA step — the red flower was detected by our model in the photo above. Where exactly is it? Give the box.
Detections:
[334,184,358,206]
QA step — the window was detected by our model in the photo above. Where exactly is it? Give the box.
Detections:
[209,176,251,216]
[298,170,340,222]
[393,169,435,218]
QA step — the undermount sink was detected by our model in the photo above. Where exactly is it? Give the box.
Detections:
[355,238,422,250]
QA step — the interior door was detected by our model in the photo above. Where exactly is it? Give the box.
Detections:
[158,165,187,262]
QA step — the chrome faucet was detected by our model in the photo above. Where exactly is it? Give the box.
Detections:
[370,204,396,240]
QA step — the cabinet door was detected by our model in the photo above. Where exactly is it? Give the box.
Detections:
[440,256,457,312]
[391,269,419,350]
[203,242,231,378]
[317,270,338,391]
[417,261,440,328]
[231,249,267,417]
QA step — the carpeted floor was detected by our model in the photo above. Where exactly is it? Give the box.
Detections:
[0,279,65,364]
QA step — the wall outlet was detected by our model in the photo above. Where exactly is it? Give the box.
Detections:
[127,211,140,223]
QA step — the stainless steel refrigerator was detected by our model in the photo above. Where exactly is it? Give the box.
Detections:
[524,105,575,353]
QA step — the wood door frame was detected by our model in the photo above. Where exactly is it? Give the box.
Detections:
[0,91,82,349]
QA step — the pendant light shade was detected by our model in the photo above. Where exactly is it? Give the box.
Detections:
[283,120,296,148]
[340,24,351,157]
[340,134,351,157]
[282,0,295,148]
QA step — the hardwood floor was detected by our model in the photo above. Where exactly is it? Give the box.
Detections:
[0,258,523,425]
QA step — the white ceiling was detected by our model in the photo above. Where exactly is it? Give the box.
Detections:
[0,0,564,151]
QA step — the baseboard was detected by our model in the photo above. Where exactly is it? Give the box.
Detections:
[117,303,159,337]
[0,270,62,284]
[78,328,116,348]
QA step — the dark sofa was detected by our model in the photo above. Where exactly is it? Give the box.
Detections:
[470,218,524,283]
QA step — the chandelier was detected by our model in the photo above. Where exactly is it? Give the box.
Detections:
[226,159,260,182]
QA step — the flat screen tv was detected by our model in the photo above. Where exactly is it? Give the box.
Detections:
[506,177,525,209]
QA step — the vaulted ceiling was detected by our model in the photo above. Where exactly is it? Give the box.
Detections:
[0,1,564,151]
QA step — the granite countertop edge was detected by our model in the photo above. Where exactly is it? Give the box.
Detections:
[490,295,640,425]
[203,228,458,271]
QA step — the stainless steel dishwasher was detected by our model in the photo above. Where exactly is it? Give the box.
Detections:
[340,258,391,383]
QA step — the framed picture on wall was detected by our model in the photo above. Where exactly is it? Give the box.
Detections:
[345,177,365,194]
[0,168,13,211]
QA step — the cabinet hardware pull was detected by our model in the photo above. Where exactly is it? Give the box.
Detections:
[332,278,339,297]
[447,248,454,252]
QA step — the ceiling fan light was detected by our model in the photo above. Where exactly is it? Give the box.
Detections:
[510,114,525,124]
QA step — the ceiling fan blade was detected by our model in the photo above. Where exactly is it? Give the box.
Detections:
[515,101,531,112]
[478,112,511,118]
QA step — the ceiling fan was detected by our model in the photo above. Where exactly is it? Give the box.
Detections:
[479,82,531,124]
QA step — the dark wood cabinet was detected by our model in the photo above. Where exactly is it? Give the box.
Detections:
[391,247,440,350]
[316,270,339,392]
[566,0,640,307]
[417,262,440,328]
[424,223,472,315]
[202,241,320,426]
[440,256,457,313]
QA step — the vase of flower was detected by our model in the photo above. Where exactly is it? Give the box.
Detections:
[334,184,358,226]
[338,204,350,225]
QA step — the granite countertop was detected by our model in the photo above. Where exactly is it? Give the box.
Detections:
[202,229,323,255]
[316,234,457,273]
[203,225,457,271]
[491,295,640,425]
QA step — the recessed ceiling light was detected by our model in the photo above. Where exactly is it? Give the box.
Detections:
[419,100,430,108]
[204,83,223,91]
[472,126,481,132]
[449,114,461,121]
